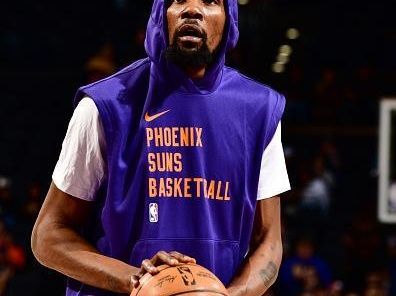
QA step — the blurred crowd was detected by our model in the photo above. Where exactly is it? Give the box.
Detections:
[0,178,64,295]
[274,138,396,296]
[0,137,395,296]
[2,0,396,295]
[0,48,395,295]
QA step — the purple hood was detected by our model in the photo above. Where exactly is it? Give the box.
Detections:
[144,0,239,93]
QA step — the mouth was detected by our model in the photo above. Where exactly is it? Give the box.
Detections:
[176,24,205,48]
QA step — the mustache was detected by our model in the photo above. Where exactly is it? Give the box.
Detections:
[174,20,207,40]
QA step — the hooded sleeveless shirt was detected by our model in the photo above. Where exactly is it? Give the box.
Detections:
[66,0,285,294]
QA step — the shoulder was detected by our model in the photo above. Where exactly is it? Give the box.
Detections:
[223,66,286,113]
[223,66,285,101]
[72,97,101,125]
[75,96,98,112]
[223,66,280,94]
[69,97,103,139]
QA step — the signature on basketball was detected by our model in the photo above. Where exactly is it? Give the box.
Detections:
[197,271,216,281]
[154,275,177,288]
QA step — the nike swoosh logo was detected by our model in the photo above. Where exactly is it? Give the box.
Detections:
[144,109,171,122]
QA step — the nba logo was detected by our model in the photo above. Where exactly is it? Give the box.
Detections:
[149,203,158,223]
[177,266,196,286]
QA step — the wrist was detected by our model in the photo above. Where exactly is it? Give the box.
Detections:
[126,267,140,294]
[227,285,247,296]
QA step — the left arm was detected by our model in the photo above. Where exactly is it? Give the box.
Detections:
[227,196,283,296]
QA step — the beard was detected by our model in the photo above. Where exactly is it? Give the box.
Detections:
[165,28,215,69]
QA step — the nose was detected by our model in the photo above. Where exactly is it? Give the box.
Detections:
[181,0,203,21]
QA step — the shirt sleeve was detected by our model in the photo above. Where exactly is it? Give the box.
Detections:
[257,122,291,200]
[52,97,106,201]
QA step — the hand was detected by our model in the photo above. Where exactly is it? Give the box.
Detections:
[130,251,196,289]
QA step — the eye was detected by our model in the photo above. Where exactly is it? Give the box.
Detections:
[203,0,219,4]
[168,0,183,5]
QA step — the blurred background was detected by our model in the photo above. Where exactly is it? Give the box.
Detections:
[1,0,396,295]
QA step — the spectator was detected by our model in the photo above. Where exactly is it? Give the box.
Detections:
[363,271,388,296]
[297,154,334,240]
[84,43,116,83]
[279,238,332,296]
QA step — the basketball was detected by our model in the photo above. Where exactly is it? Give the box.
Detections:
[130,263,229,296]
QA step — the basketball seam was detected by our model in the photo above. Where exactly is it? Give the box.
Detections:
[167,289,228,296]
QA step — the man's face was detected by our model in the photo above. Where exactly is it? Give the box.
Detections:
[166,0,226,68]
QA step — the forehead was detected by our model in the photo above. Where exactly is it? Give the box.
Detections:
[165,0,226,10]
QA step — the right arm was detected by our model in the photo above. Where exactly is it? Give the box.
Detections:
[31,182,195,293]
[31,181,138,293]
[31,96,194,293]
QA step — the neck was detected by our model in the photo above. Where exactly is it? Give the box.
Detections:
[184,66,206,79]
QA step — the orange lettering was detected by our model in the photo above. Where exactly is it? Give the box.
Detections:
[196,128,203,147]
[166,152,173,172]
[154,128,163,146]
[157,153,166,172]
[184,178,192,198]
[224,182,231,200]
[174,178,182,197]
[172,127,179,147]
[148,153,156,172]
[216,181,223,200]
[148,178,157,197]
[203,179,208,198]
[164,128,172,146]
[174,153,182,172]
[146,128,153,147]
[166,178,173,197]
[194,178,203,197]
[190,127,194,146]
[208,180,215,199]
[158,178,166,197]
[180,127,189,146]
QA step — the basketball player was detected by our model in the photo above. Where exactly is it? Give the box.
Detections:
[31,0,290,295]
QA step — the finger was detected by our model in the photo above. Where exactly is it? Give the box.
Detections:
[137,269,145,278]
[170,251,196,264]
[131,275,140,288]
[142,259,159,274]
[149,251,169,265]
[168,251,184,260]
[131,268,149,288]
[169,251,196,263]
[157,251,179,266]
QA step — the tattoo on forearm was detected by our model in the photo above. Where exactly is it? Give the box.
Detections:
[259,261,277,287]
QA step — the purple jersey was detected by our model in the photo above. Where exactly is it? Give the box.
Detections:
[66,0,285,295]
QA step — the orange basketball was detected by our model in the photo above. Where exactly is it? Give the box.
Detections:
[130,263,229,296]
